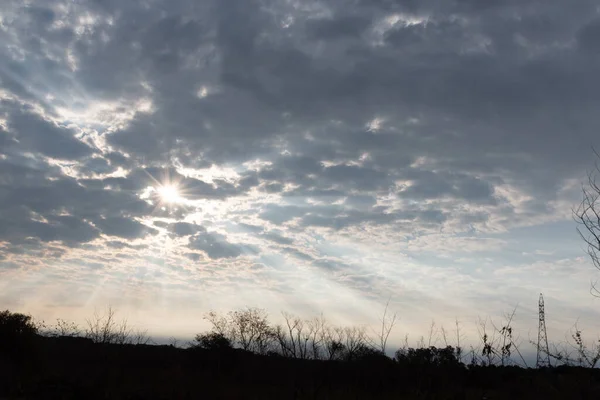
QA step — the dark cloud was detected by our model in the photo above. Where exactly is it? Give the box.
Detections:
[307,15,373,40]
[105,241,133,250]
[344,195,377,209]
[93,217,154,239]
[0,154,155,244]
[260,231,294,245]
[105,152,131,168]
[280,246,315,262]
[236,223,265,233]
[78,157,113,175]
[577,18,600,53]
[168,222,205,236]
[1,0,598,273]
[188,231,243,259]
[399,170,495,203]
[259,205,306,225]
[3,100,94,160]
[0,209,100,245]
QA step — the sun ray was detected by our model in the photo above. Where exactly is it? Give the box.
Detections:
[138,168,196,217]
[157,184,183,204]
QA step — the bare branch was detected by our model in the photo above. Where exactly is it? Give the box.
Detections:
[370,297,399,354]
[574,150,600,296]
[84,306,134,345]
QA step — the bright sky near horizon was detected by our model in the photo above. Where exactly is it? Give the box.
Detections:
[1,0,600,348]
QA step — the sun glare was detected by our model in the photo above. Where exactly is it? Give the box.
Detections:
[157,184,182,204]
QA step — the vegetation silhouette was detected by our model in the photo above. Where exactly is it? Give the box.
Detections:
[574,148,600,296]
[0,310,39,363]
[2,305,600,399]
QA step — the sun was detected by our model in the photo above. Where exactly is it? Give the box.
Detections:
[157,184,183,204]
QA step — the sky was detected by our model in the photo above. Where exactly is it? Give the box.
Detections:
[1,0,600,348]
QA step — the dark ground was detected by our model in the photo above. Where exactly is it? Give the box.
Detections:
[2,336,600,399]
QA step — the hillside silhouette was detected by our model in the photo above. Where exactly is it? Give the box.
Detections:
[2,306,600,399]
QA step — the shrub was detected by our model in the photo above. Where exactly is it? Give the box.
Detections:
[395,346,462,367]
[0,310,39,360]
[193,332,233,351]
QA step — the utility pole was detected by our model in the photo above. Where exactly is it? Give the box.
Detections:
[536,293,551,368]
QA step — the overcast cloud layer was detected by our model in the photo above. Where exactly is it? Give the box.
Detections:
[1,0,600,343]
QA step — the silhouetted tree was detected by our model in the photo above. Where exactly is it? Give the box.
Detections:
[85,306,129,344]
[204,307,276,354]
[340,326,370,360]
[371,297,398,354]
[352,344,389,363]
[0,309,39,359]
[274,312,327,359]
[570,324,600,367]
[395,346,461,367]
[320,326,345,361]
[205,311,232,338]
[44,318,81,337]
[575,149,600,296]
[84,306,149,345]
[274,312,304,359]
[325,339,346,360]
[440,319,465,363]
[193,332,232,351]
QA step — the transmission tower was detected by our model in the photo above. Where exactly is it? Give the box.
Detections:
[536,293,551,368]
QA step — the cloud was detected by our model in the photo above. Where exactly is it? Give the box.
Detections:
[260,231,295,245]
[0,154,154,244]
[168,222,205,237]
[2,100,94,160]
[1,0,599,342]
[188,231,243,260]
[93,217,155,239]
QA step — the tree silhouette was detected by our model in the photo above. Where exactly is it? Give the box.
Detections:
[372,298,398,355]
[84,306,149,345]
[395,346,461,367]
[193,332,232,351]
[0,310,39,360]
[275,312,326,359]
[574,149,600,296]
[205,307,276,354]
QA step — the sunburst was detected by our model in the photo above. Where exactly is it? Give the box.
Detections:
[140,169,193,215]
[157,184,183,204]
